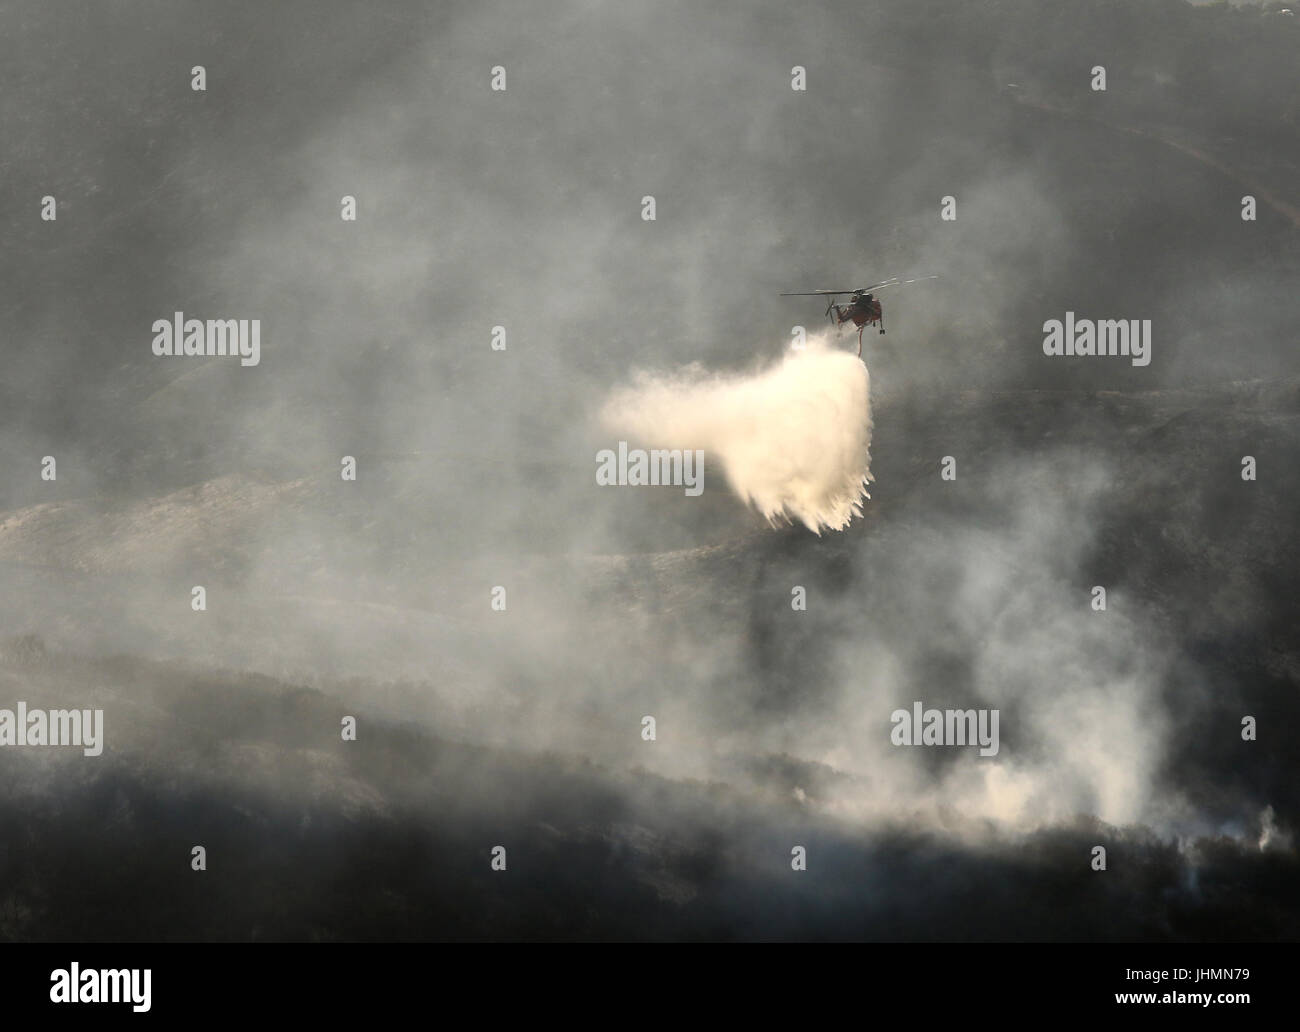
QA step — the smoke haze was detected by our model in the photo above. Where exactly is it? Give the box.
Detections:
[1,0,1298,944]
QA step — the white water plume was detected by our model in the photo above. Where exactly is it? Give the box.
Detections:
[601,335,872,532]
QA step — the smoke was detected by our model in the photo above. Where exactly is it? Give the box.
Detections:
[600,335,872,533]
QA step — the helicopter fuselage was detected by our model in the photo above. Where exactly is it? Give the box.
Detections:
[833,294,883,330]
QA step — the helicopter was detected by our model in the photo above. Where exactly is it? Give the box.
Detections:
[781,276,938,354]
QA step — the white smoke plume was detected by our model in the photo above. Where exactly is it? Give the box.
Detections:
[601,335,872,532]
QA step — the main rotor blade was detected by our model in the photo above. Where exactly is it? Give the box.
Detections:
[781,276,937,296]
[782,279,900,296]
[872,275,939,292]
